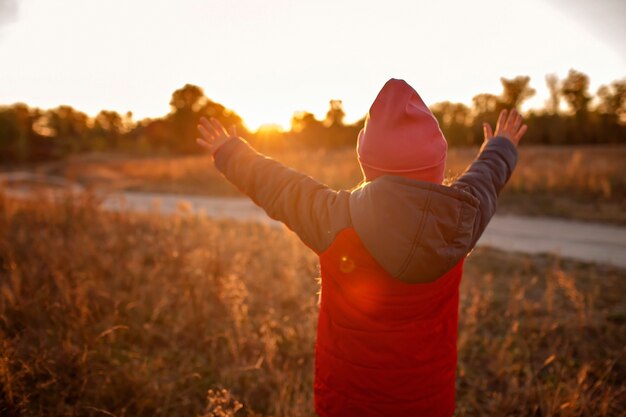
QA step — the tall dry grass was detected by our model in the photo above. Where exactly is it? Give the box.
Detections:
[35,144,626,223]
[0,193,624,416]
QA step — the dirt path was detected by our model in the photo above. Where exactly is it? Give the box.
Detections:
[100,191,626,269]
[2,171,624,268]
[479,215,625,268]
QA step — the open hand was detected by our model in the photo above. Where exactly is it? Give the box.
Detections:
[196,117,237,155]
[483,109,527,147]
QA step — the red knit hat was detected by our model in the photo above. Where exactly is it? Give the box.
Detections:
[357,78,447,184]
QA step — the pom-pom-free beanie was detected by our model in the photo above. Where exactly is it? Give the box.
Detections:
[357,78,447,184]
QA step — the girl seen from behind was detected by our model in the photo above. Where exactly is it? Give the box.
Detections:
[197,78,527,416]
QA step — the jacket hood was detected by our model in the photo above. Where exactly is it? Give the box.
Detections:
[349,175,480,283]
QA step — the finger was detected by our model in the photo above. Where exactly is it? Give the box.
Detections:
[483,123,493,139]
[511,112,523,132]
[495,109,507,133]
[229,125,237,138]
[197,124,214,140]
[210,117,228,136]
[504,109,517,130]
[196,138,213,150]
[514,124,528,142]
[200,117,220,136]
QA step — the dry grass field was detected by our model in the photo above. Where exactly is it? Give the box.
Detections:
[0,193,624,416]
[29,144,626,224]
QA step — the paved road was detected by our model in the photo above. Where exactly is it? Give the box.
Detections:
[100,191,626,269]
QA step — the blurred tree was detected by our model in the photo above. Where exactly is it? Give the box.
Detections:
[559,70,593,144]
[198,101,245,135]
[471,93,502,146]
[93,110,124,149]
[43,105,89,154]
[324,100,345,127]
[0,104,31,162]
[250,124,287,152]
[0,104,56,162]
[324,100,357,147]
[138,118,171,153]
[545,74,561,114]
[167,84,203,152]
[595,79,626,143]
[291,111,320,133]
[431,102,473,146]
[122,111,135,132]
[597,79,626,121]
[170,84,205,112]
[290,111,326,147]
[166,84,245,153]
[500,76,535,110]
[0,105,24,162]
[471,93,500,116]
[560,69,592,115]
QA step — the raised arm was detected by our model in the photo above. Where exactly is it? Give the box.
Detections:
[451,109,526,249]
[196,117,350,254]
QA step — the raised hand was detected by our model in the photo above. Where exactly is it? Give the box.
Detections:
[196,117,238,155]
[483,109,527,147]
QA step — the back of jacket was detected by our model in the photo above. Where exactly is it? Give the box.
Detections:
[213,136,518,416]
[315,228,464,417]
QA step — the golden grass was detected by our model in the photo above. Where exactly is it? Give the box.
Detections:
[35,144,626,224]
[0,193,624,416]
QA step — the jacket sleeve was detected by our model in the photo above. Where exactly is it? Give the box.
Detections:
[212,137,351,254]
[450,136,518,250]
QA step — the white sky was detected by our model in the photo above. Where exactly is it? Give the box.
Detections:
[0,0,624,130]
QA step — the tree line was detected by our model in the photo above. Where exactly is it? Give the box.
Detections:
[0,69,624,163]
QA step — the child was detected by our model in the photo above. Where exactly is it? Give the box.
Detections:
[197,78,526,417]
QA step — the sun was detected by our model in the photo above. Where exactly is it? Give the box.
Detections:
[238,107,293,132]
[256,124,285,134]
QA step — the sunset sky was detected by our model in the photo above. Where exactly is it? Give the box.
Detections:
[0,0,624,131]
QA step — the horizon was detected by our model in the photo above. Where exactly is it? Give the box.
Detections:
[0,70,622,134]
